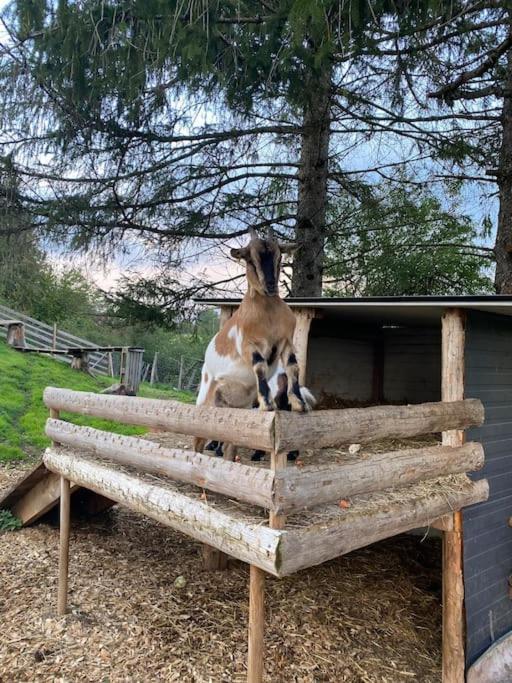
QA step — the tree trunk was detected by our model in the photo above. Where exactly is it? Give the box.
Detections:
[291,67,332,297]
[494,47,512,292]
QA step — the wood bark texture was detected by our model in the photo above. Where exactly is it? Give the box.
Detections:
[494,44,512,293]
[43,448,283,576]
[45,419,275,510]
[291,68,331,297]
[43,387,275,451]
[273,442,484,514]
[274,399,484,452]
[280,478,488,576]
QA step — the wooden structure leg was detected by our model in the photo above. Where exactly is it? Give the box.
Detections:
[441,308,466,683]
[58,476,71,616]
[202,544,229,570]
[248,564,265,683]
[269,450,287,529]
[245,448,286,680]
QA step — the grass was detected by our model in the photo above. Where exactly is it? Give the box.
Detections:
[0,341,195,463]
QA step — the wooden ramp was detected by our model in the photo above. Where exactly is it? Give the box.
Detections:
[0,460,114,526]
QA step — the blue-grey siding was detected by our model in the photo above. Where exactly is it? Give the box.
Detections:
[464,311,512,665]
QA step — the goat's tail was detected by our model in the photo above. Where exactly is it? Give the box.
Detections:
[300,386,316,411]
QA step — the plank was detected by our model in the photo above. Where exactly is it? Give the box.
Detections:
[10,471,79,525]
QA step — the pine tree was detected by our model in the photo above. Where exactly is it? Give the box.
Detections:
[0,0,459,310]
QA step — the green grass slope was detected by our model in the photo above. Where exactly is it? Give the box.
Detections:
[0,340,194,463]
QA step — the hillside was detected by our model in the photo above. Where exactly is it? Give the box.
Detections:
[0,340,195,462]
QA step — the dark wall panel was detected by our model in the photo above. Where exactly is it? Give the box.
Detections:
[464,311,512,666]
[383,327,441,403]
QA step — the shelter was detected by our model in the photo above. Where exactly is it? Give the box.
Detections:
[198,295,512,675]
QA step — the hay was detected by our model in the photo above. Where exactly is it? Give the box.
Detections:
[0,459,441,681]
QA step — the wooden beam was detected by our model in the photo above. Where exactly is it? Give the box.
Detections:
[43,448,283,576]
[279,478,488,576]
[57,477,71,616]
[431,514,454,532]
[274,399,484,452]
[441,308,467,683]
[293,308,315,385]
[269,451,287,529]
[43,387,275,452]
[219,305,236,328]
[247,564,265,683]
[45,419,274,510]
[273,442,485,514]
[10,471,79,525]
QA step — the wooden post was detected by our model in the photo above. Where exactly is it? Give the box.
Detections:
[202,545,229,570]
[52,323,57,351]
[269,450,287,529]
[57,476,71,616]
[177,356,184,389]
[441,308,466,683]
[247,564,265,683]
[108,352,114,377]
[293,308,314,385]
[246,448,286,680]
[119,348,127,385]
[150,351,158,385]
[6,321,25,348]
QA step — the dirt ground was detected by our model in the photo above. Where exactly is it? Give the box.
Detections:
[0,456,443,683]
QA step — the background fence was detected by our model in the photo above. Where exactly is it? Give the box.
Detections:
[0,302,203,392]
[0,303,111,375]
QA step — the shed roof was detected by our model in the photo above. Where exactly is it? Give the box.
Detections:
[195,295,512,327]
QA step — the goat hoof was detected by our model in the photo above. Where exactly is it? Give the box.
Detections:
[258,398,276,411]
[289,395,306,412]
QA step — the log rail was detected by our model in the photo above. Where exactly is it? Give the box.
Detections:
[39,385,488,683]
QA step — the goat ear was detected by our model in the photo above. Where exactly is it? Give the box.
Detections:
[230,246,249,260]
[278,242,298,255]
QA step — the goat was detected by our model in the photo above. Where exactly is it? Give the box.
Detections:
[194,227,309,453]
[206,368,316,461]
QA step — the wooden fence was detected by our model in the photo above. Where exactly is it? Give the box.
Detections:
[0,303,111,375]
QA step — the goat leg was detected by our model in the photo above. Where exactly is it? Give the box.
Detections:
[251,351,276,411]
[282,345,306,412]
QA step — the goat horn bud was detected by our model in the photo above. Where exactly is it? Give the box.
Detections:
[248,226,258,239]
